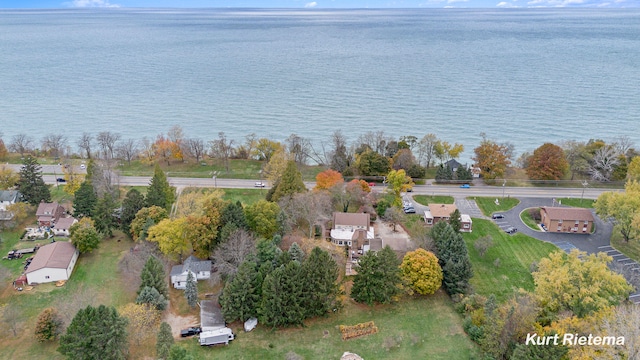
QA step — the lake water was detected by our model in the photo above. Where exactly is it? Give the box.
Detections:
[1,8,639,163]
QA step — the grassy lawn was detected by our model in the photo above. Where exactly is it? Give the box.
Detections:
[412,195,455,206]
[175,291,480,360]
[114,159,324,181]
[611,229,640,262]
[555,198,595,208]
[222,188,267,206]
[462,219,557,302]
[519,208,540,230]
[472,197,520,217]
[0,233,135,360]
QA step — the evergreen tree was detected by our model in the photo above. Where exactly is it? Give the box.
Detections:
[136,286,168,311]
[301,247,340,317]
[184,271,198,308]
[511,334,569,360]
[456,166,473,181]
[58,305,128,360]
[73,180,97,218]
[260,261,305,327]
[270,161,306,202]
[351,246,402,305]
[433,222,473,295]
[220,260,260,322]
[120,188,146,236]
[221,201,247,229]
[449,209,462,233]
[156,322,174,360]
[288,242,305,263]
[168,346,194,360]
[93,193,117,237]
[138,256,168,299]
[435,164,453,182]
[146,164,175,210]
[17,155,50,206]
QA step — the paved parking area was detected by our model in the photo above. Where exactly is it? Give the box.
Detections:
[454,197,487,219]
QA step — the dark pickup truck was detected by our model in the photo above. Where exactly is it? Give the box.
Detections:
[181,327,202,337]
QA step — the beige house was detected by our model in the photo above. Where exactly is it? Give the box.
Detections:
[36,202,66,227]
[424,204,472,232]
[25,241,79,285]
[330,212,375,249]
[540,207,594,234]
[52,217,78,237]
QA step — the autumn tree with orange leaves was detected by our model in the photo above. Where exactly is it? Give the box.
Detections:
[526,143,568,180]
[314,169,344,191]
[153,135,182,166]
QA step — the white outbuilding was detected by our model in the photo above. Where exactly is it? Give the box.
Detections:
[25,241,79,285]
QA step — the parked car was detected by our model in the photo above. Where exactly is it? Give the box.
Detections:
[254,181,266,188]
[492,214,505,219]
[56,178,66,183]
[460,184,470,189]
[505,227,518,234]
[406,186,413,192]
[80,164,86,170]
[404,207,416,214]
[368,182,375,187]
[181,327,202,337]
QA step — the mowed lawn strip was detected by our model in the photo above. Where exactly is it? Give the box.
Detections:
[412,195,455,206]
[463,219,557,302]
[472,197,520,216]
[178,292,479,360]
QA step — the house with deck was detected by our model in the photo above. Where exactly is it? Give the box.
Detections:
[36,202,66,227]
[52,217,78,237]
[330,212,375,249]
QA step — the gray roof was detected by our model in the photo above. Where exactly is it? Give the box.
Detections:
[0,190,20,203]
[170,255,211,276]
[201,300,225,329]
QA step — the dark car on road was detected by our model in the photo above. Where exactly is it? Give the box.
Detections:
[505,227,518,234]
[56,178,66,183]
[180,327,202,337]
[492,214,505,219]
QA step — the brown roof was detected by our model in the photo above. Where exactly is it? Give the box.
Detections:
[333,212,370,228]
[25,241,77,273]
[428,204,458,218]
[53,217,77,230]
[541,207,594,222]
[36,202,60,217]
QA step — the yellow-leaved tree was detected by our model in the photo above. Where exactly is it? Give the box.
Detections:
[386,169,414,207]
[119,303,161,346]
[147,218,191,261]
[595,180,640,242]
[400,248,443,295]
[533,250,631,319]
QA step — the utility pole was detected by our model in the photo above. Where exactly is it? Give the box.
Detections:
[581,180,588,203]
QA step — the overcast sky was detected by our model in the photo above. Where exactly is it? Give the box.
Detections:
[2,0,638,9]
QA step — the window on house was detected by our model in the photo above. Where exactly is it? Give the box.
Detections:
[347,241,352,246]
[464,224,469,228]
[45,276,50,279]
[558,220,563,224]
[339,241,343,245]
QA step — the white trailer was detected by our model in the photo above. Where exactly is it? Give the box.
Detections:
[199,327,235,346]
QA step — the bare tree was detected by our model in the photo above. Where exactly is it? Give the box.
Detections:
[139,136,155,164]
[1,304,21,337]
[417,134,438,168]
[116,139,139,165]
[167,125,185,162]
[329,130,350,173]
[76,132,94,159]
[357,131,389,155]
[589,146,620,182]
[9,133,34,157]
[244,133,258,159]
[612,135,634,157]
[184,138,207,163]
[210,132,235,173]
[41,134,67,158]
[279,191,332,238]
[383,207,404,232]
[286,133,311,165]
[600,305,640,360]
[212,229,256,278]
[330,180,368,213]
[96,131,121,160]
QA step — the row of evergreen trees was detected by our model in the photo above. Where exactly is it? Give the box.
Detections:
[435,164,473,182]
[220,241,340,328]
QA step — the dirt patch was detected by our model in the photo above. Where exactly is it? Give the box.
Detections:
[373,219,412,253]
[163,309,198,339]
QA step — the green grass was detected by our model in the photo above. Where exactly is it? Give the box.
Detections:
[610,229,640,262]
[175,291,480,360]
[412,195,455,206]
[554,198,595,208]
[519,208,540,230]
[462,219,557,302]
[222,188,266,206]
[472,197,520,217]
[115,159,324,181]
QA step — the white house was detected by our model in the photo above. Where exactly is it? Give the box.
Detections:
[0,190,21,221]
[170,255,212,289]
[25,241,79,285]
[52,217,78,237]
[330,212,375,248]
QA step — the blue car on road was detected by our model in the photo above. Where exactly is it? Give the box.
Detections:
[460,184,470,188]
